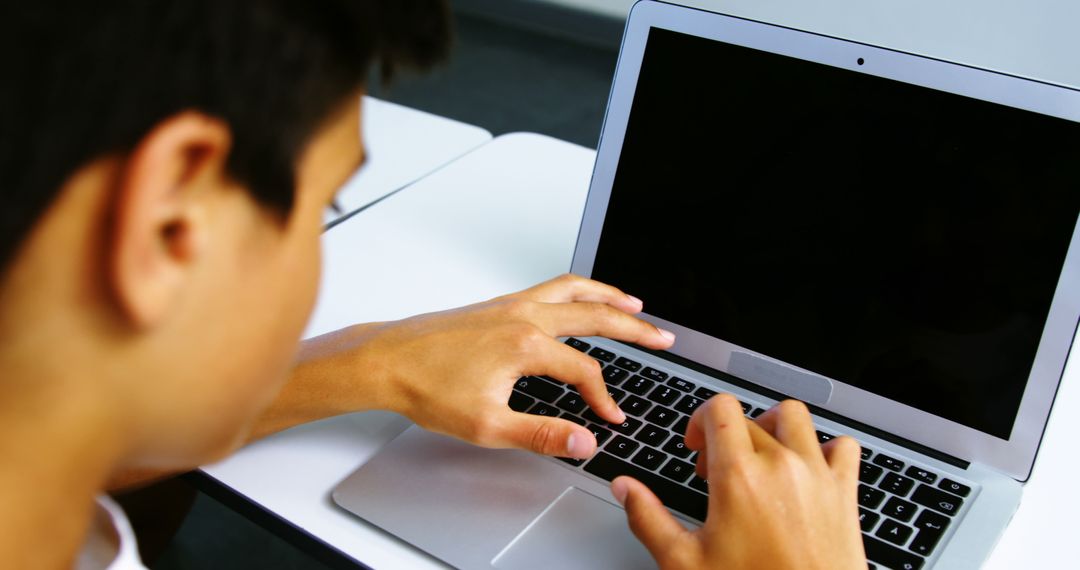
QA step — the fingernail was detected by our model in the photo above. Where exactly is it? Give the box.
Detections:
[658,328,676,342]
[626,294,643,307]
[611,478,629,506]
[567,433,594,459]
[611,405,627,424]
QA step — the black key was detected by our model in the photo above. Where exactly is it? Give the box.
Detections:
[588,347,616,362]
[668,377,695,392]
[609,417,643,436]
[905,466,938,485]
[881,496,917,522]
[817,430,834,443]
[911,484,963,516]
[863,535,924,570]
[879,473,915,497]
[659,458,695,483]
[647,385,681,406]
[584,453,708,521]
[631,447,667,470]
[602,365,630,386]
[859,507,880,532]
[527,402,560,417]
[607,386,627,403]
[694,387,718,399]
[560,412,587,426]
[508,391,535,412]
[644,405,678,428]
[555,392,587,414]
[861,447,873,461]
[640,367,669,382]
[558,457,585,467]
[860,461,884,484]
[564,337,591,352]
[674,394,705,415]
[622,395,653,417]
[910,510,950,556]
[868,564,877,570]
[913,508,950,533]
[739,400,751,414]
[624,375,656,395]
[613,356,642,372]
[750,407,766,418]
[634,425,670,447]
[938,478,971,497]
[858,484,886,509]
[875,518,914,546]
[672,416,690,436]
[515,376,563,403]
[606,435,640,458]
[585,424,612,446]
[873,453,905,472]
[688,475,709,494]
[663,435,693,458]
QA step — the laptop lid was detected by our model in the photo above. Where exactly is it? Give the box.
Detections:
[571,0,1080,480]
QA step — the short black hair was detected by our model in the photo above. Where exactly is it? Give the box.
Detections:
[0,0,451,273]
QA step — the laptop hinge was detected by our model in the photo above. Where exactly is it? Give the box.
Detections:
[621,342,972,471]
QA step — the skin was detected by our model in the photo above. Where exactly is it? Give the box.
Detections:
[0,90,864,569]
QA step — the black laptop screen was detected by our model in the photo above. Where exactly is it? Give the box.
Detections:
[590,27,1080,440]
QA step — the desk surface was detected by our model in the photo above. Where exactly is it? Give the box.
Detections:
[203,132,1079,569]
[323,96,492,226]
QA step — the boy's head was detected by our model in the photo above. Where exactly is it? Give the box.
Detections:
[0,1,450,468]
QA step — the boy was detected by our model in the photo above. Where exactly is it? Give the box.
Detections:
[0,1,865,568]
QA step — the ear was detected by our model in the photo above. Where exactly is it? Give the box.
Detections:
[108,112,232,329]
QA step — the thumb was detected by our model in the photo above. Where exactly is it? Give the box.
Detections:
[612,476,687,561]
[499,413,598,458]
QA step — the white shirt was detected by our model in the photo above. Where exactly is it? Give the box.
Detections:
[74,495,147,570]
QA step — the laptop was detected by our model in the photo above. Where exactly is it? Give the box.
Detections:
[332,2,1080,568]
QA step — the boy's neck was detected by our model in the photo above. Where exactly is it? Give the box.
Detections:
[0,368,129,569]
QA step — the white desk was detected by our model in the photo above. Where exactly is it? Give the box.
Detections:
[201,132,1079,569]
[324,96,492,226]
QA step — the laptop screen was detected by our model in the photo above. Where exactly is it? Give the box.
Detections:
[590,27,1080,440]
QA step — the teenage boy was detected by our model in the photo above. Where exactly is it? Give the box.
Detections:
[0,1,866,568]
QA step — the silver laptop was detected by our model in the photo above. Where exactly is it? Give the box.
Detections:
[333,2,1080,568]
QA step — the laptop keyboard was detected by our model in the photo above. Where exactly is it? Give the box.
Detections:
[508,338,976,570]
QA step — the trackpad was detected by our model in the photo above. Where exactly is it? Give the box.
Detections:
[492,487,655,570]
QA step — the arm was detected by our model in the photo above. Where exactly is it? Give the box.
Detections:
[612,395,866,569]
[109,274,673,490]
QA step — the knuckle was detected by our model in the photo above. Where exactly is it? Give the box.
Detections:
[529,422,562,455]
[832,435,861,457]
[505,322,543,353]
[501,299,533,321]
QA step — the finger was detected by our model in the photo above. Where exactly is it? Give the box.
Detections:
[492,413,599,459]
[513,274,644,314]
[612,476,688,561]
[698,394,755,471]
[528,301,675,350]
[753,400,823,461]
[822,435,861,488]
[520,338,626,424]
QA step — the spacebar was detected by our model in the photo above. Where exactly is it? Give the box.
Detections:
[584,452,708,522]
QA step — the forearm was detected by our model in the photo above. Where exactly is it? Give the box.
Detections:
[246,322,393,440]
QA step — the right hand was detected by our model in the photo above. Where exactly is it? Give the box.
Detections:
[611,395,866,569]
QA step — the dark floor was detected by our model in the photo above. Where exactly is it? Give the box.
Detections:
[150,10,618,570]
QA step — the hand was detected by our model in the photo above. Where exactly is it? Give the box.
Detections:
[611,395,865,570]
[317,274,674,458]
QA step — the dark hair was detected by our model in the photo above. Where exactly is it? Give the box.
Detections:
[0,0,451,273]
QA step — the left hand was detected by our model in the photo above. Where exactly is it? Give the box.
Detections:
[299,274,675,459]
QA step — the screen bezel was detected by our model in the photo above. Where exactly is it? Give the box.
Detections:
[572,0,1080,480]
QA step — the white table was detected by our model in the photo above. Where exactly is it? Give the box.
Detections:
[201,132,1079,569]
[324,96,492,226]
